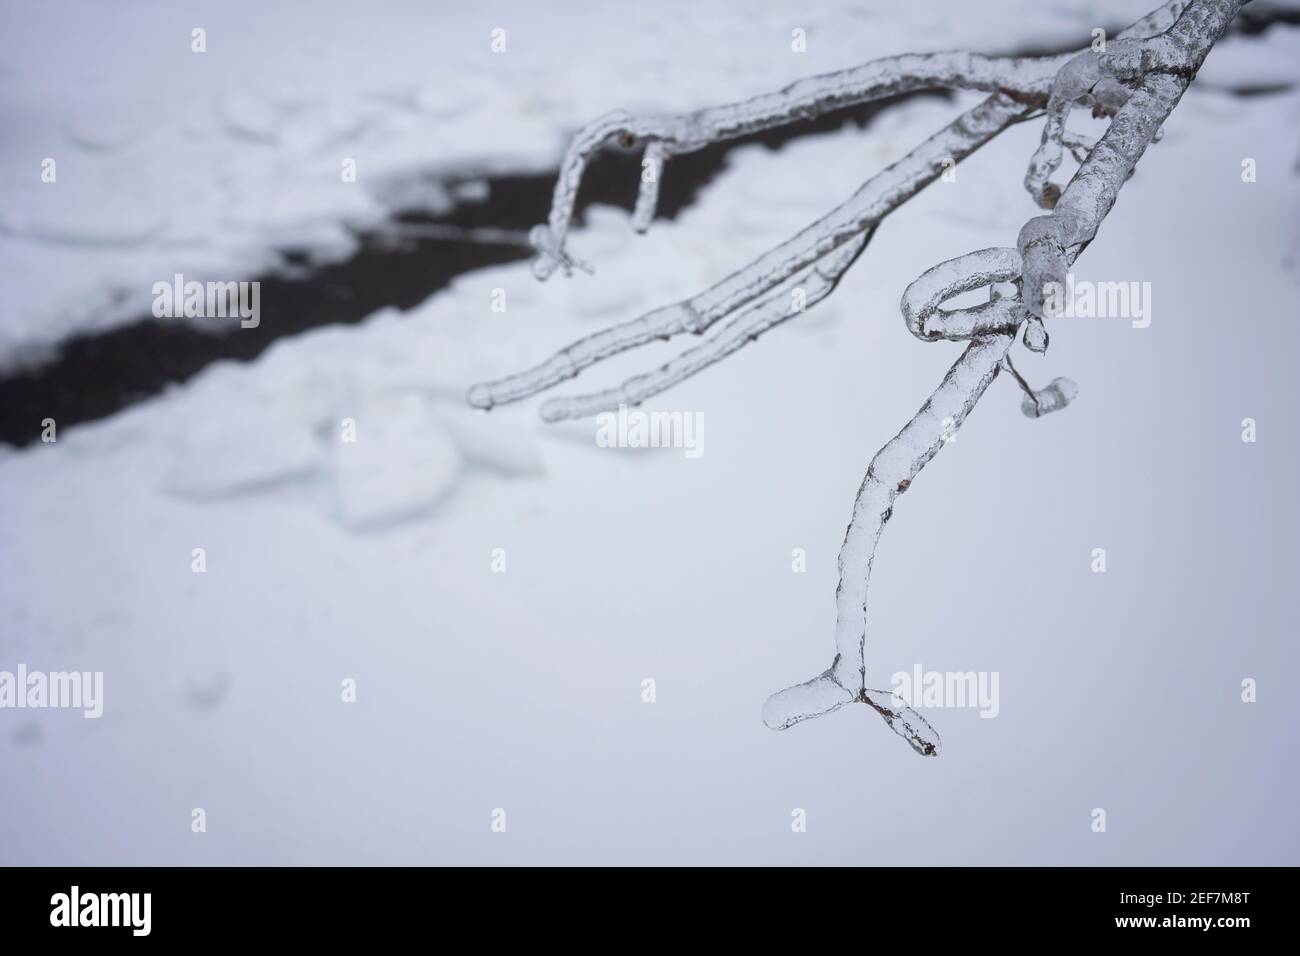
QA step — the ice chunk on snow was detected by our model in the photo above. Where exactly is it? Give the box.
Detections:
[329,394,461,530]
[161,401,323,499]
[217,89,282,143]
[0,181,166,247]
[437,408,545,478]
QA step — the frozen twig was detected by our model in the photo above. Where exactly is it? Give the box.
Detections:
[766,0,1243,751]
[528,51,1071,278]
[1021,376,1079,417]
[537,231,870,422]
[1000,354,1044,415]
[631,141,667,234]
[529,1,1190,275]
[469,92,1032,413]
[1022,0,1225,207]
[468,1,1190,415]
[466,0,1243,753]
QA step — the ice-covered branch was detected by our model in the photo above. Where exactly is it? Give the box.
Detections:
[766,0,1243,752]
[1021,0,1240,322]
[1023,0,1232,206]
[465,0,1243,754]
[468,1,1190,416]
[468,92,1032,413]
[528,53,1061,278]
[536,231,870,422]
[764,332,1012,751]
[529,0,1189,276]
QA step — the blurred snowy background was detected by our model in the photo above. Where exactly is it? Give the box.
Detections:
[1,0,1298,864]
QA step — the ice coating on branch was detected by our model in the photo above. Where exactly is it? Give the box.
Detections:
[863,689,942,756]
[469,93,1028,411]
[528,224,591,280]
[1022,376,1079,417]
[466,301,704,410]
[771,334,1013,701]
[468,4,1198,413]
[466,0,1243,754]
[762,671,940,756]
[1022,2,1206,206]
[631,142,667,234]
[901,247,1023,341]
[533,2,1193,269]
[766,0,1242,750]
[531,52,1076,274]
[1019,0,1232,277]
[762,669,856,730]
[538,231,870,421]
[1018,214,1076,320]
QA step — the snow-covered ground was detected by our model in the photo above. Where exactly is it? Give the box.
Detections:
[1,1,1299,864]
